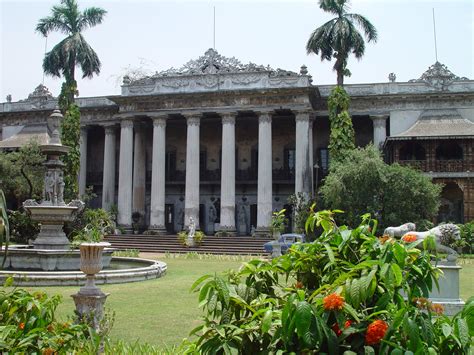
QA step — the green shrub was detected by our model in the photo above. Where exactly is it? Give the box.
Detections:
[67,207,114,239]
[0,278,95,353]
[320,146,441,231]
[183,210,473,354]
[457,221,474,254]
[112,249,140,258]
[7,209,40,244]
[178,230,205,246]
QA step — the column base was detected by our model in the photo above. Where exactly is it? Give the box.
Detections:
[253,227,271,238]
[144,226,168,236]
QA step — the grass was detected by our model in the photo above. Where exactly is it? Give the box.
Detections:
[29,254,249,348]
[18,254,474,348]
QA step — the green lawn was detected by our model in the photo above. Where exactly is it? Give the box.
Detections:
[22,255,474,348]
[32,255,246,348]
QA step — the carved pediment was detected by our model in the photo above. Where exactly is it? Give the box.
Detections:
[409,62,469,91]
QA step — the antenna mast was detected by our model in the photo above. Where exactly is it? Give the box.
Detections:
[213,6,216,50]
[42,36,48,84]
[432,8,438,62]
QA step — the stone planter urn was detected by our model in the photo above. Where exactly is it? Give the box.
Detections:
[72,241,111,330]
[271,230,282,258]
[78,242,111,295]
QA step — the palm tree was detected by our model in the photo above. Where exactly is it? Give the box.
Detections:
[36,0,106,99]
[306,0,377,86]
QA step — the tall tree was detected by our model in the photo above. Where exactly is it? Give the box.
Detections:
[36,0,106,200]
[36,0,106,102]
[306,0,377,86]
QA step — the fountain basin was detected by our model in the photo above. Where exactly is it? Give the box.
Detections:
[0,257,167,286]
[2,245,114,271]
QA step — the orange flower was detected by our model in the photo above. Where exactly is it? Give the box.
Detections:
[430,303,444,315]
[379,235,390,244]
[323,293,345,311]
[365,320,388,345]
[294,281,304,289]
[331,320,353,336]
[413,297,431,310]
[47,323,54,332]
[42,348,55,355]
[19,322,25,330]
[402,234,418,243]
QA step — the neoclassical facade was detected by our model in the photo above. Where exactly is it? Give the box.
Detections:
[1,50,473,234]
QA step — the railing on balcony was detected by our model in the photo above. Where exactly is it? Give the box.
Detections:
[236,168,258,181]
[273,168,295,181]
[398,159,472,173]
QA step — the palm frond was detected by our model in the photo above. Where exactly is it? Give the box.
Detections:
[36,12,71,36]
[347,13,378,42]
[75,34,101,78]
[351,31,366,59]
[78,7,107,31]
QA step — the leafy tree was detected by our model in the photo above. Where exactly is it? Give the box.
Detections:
[0,142,44,207]
[306,0,377,86]
[36,0,106,199]
[320,146,441,230]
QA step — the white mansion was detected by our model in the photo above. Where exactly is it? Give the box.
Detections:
[1,49,473,235]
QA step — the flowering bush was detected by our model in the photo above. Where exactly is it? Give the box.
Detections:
[185,210,474,354]
[0,278,98,353]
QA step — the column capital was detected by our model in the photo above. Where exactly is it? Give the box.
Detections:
[103,124,117,135]
[370,114,389,122]
[186,115,201,126]
[257,111,273,124]
[120,118,134,128]
[294,108,315,121]
[221,112,237,125]
[152,116,167,128]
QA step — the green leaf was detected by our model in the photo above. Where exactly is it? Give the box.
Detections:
[442,323,452,337]
[454,318,469,347]
[261,310,272,334]
[191,274,213,291]
[295,301,312,338]
[216,276,230,307]
[391,263,403,287]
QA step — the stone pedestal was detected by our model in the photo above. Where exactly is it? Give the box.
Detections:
[71,292,109,330]
[429,262,465,316]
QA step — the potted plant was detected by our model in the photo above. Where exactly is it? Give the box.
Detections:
[131,211,142,234]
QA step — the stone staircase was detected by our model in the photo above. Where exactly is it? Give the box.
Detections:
[104,234,272,255]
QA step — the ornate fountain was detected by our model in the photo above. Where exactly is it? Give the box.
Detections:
[2,109,113,271]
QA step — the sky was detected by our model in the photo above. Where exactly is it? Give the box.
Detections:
[0,0,473,101]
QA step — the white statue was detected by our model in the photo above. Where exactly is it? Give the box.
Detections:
[186,217,196,247]
[400,224,461,261]
[384,222,416,237]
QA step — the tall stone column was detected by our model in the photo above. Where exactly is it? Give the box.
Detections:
[101,125,116,211]
[117,119,134,230]
[132,123,146,224]
[256,111,273,235]
[220,112,236,234]
[295,110,312,196]
[184,114,201,229]
[149,115,167,234]
[308,116,314,197]
[372,115,388,150]
[78,126,88,197]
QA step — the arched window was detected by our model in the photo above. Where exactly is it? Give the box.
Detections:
[438,182,464,223]
[436,142,463,160]
[399,142,426,160]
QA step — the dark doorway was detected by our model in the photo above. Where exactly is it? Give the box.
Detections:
[283,204,293,233]
[165,204,174,233]
[199,204,205,233]
[250,204,257,231]
[438,182,464,223]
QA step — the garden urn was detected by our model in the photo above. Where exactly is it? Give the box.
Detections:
[79,242,111,295]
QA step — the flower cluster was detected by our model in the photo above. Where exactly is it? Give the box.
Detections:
[323,293,345,311]
[365,320,388,345]
[413,297,444,315]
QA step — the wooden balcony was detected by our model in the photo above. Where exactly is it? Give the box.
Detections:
[398,159,473,173]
